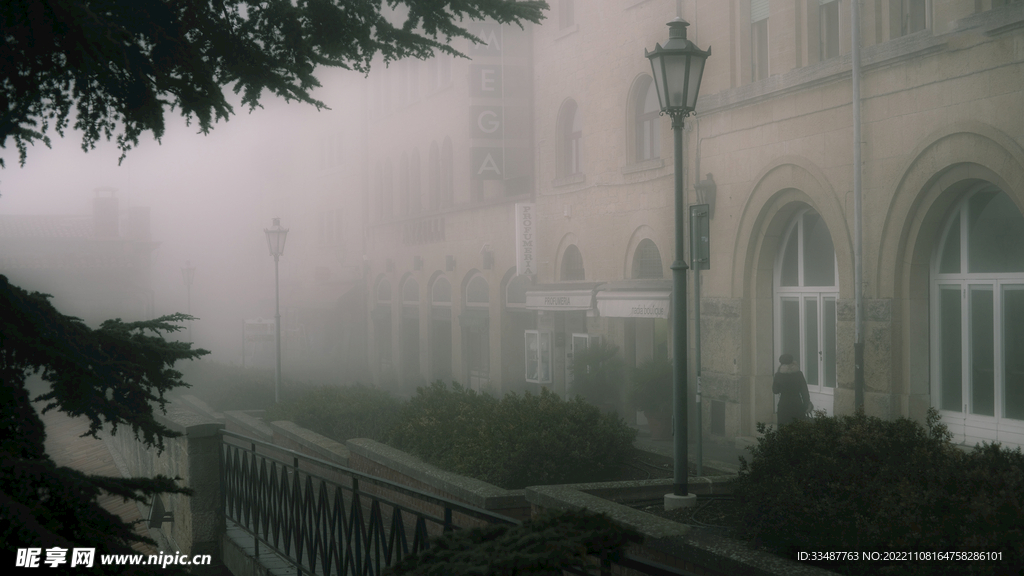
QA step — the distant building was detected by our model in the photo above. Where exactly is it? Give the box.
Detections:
[0,188,156,325]
[304,1,1024,450]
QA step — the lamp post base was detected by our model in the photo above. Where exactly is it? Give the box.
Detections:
[664,492,697,510]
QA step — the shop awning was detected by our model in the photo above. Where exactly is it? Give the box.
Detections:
[524,282,603,311]
[595,280,672,319]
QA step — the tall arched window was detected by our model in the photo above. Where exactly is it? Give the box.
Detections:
[932,186,1024,429]
[561,244,585,281]
[774,208,838,412]
[557,100,582,177]
[635,77,661,162]
[631,238,664,279]
[401,277,420,383]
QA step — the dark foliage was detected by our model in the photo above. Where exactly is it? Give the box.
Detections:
[569,339,625,407]
[384,507,642,576]
[734,408,1024,576]
[0,275,208,573]
[0,0,547,170]
[630,355,673,415]
[387,382,637,489]
[263,383,403,443]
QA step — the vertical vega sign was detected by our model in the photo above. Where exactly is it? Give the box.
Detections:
[516,203,536,276]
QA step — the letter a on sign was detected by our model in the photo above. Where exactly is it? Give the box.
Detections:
[471,147,503,181]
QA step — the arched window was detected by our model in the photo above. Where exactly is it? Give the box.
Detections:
[774,208,838,412]
[932,186,1024,425]
[432,277,452,307]
[635,77,661,162]
[632,238,664,279]
[557,100,582,178]
[505,274,531,309]
[402,277,419,306]
[561,244,585,281]
[466,275,489,306]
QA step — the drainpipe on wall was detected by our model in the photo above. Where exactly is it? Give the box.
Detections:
[852,0,865,412]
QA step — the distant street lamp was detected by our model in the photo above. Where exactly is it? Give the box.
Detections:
[181,261,195,342]
[264,218,289,403]
[646,18,710,509]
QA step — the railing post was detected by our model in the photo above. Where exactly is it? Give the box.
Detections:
[443,507,453,534]
[250,441,259,559]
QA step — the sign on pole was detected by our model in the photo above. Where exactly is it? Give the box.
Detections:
[690,204,710,270]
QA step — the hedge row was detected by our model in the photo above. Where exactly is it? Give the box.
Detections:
[734,408,1024,576]
[386,382,637,489]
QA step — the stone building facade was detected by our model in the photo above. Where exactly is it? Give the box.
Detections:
[359,0,1024,450]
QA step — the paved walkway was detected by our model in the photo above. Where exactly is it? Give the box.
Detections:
[633,425,749,475]
[38,403,159,555]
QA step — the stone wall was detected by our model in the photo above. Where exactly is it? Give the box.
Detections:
[105,400,224,563]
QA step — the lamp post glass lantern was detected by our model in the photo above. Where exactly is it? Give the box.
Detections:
[645,18,710,505]
[264,218,289,403]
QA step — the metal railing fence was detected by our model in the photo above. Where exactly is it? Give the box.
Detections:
[220,430,697,576]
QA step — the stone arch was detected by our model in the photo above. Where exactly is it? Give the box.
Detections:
[460,269,488,306]
[876,122,1024,421]
[399,272,420,306]
[733,156,852,434]
[554,232,581,281]
[624,225,666,279]
[427,271,451,304]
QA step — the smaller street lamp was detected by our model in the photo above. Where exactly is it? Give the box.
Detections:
[181,261,195,342]
[264,218,289,403]
[646,18,710,510]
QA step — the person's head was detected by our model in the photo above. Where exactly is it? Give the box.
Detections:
[779,354,794,366]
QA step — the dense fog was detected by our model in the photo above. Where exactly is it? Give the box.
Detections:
[0,70,363,369]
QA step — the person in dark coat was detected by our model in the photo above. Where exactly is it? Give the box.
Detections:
[773,353,811,426]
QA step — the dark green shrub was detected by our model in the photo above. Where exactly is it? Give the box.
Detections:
[386,382,637,489]
[735,408,1024,575]
[383,508,641,576]
[569,340,625,407]
[263,384,403,443]
[630,355,673,415]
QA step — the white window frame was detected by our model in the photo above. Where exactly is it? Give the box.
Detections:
[930,185,1024,447]
[773,209,839,415]
[525,330,552,384]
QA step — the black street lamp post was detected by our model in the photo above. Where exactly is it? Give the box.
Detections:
[646,18,710,509]
[264,218,289,404]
